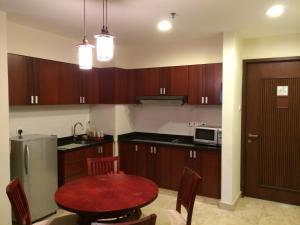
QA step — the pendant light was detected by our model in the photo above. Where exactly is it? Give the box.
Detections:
[94,0,114,61]
[77,0,94,70]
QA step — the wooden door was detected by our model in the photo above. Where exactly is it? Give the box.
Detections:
[160,66,189,96]
[119,142,137,175]
[169,146,189,190]
[59,62,82,104]
[99,68,115,104]
[34,58,60,105]
[243,57,300,205]
[200,150,221,198]
[205,63,222,105]
[82,68,100,104]
[154,146,171,189]
[102,143,114,157]
[127,69,138,104]
[188,65,206,104]
[135,144,149,178]
[114,68,128,104]
[136,68,160,96]
[8,54,33,105]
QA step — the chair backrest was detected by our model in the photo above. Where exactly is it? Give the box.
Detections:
[93,214,156,225]
[176,167,201,225]
[87,156,121,176]
[6,177,31,225]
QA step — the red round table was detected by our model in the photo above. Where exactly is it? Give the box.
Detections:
[55,174,158,224]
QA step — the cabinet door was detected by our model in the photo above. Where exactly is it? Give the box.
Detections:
[188,65,206,105]
[136,68,160,96]
[114,68,128,104]
[200,150,221,198]
[59,62,82,104]
[169,147,190,190]
[34,58,60,105]
[102,143,114,157]
[160,66,189,96]
[119,142,137,175]
[8,54,33,105]
[82,68,100,104]
[205,63,222,105]
[127,69,138,104]
[136,144,149,178]
[99,68,115,104]
[155,146,171,189]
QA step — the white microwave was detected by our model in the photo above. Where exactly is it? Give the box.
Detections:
[194,126,222,146]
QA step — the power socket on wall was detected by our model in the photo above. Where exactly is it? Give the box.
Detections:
[187,121,206,127]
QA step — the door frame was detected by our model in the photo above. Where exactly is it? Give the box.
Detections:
[240,56,300,196]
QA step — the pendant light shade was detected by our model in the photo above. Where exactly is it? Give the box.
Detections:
[78,40,94,69]
[94,33,114,61]
[95,0,114,62]
[78,0,94,70]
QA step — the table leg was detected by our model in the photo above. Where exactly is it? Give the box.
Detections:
[77,215,95,225]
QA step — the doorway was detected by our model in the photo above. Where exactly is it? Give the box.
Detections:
[242,57,300,205]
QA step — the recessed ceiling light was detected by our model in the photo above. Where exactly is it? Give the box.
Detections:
[157,20,172,32]
[266,5,284,17]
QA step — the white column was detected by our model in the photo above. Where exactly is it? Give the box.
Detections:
[0,11,11,225]
[220,31,243,209]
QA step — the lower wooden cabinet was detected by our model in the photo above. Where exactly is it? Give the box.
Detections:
[119,142,221,198]
[58,143,113,186]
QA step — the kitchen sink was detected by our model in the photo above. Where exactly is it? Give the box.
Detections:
[57,140,97,151]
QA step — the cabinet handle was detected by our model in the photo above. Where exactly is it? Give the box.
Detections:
[189,150,193,158]
[201,97,204,104]
[83,96,85,104]
[35,96,38,104]
[159,88,162,95]
[135,145,138,151]
[154,147,157,154]
[205,97,208,104]
[193,151,197,159]
[150,146,153,154]
[31,96,34,104]
[79,97,82,104]
[163,88,166,95]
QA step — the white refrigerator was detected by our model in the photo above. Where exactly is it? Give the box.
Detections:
[10,134,58,222]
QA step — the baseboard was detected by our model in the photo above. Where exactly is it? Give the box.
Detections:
[218,191,241,210]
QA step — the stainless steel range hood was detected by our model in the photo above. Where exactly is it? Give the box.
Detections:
[136,96,187,105]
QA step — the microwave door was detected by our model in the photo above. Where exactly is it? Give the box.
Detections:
[195,129,217,144]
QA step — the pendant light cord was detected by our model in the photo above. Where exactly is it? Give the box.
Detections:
[101,0,105,33]
[105,0,108,33]
[83,0,86,40]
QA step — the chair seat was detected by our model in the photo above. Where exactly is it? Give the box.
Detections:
[166,209,186,225]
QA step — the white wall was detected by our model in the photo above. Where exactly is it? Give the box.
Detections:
[0,11,12,225]
[9,106,90,138]
[115,34,223,69]
[221,32,243,207]
[90,105,116,136]
[7,21,114,67]
[243,33,300,59]
[131,105,222,135]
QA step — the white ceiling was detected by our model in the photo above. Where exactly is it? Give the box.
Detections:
[0,0,299,45]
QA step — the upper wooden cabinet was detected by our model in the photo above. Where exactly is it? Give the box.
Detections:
[8,54,33,105]
[135,66,189,96]
[188,63,222,105]
[82,68,100,104]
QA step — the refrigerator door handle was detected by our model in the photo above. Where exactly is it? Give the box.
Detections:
[24,145,29,175]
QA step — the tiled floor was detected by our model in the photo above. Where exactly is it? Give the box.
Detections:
[51,188,300,225]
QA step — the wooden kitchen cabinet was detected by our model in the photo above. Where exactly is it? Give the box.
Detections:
[136,68,160,96]
[82,68,100,104]
[58,143,114,186]
[8,54,34,105]
[126,69,138,104]
[188,63,222,105]
[119,141,221,198]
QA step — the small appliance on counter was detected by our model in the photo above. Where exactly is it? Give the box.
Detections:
[194,126,222,146]
[10,134,58,222]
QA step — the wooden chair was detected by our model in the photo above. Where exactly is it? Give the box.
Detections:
[166,167,201,225]
[6,177,77,225]
[92,214,156,225]
[87,156,124,176]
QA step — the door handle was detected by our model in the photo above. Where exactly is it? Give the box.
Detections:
[248,133,259,139]
[24,145,29,175]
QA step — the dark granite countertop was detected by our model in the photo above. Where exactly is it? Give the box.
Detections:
[118,132,221,151]
[57,134,114,152]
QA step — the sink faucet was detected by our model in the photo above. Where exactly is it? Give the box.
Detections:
[73,122,84,141]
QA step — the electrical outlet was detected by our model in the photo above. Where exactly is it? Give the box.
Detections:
[16,127,23,135]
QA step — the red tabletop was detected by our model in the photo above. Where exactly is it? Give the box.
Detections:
[55,174,158,218]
